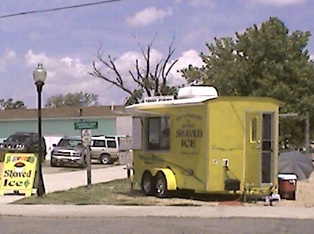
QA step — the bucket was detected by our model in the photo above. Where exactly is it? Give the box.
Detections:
[278,174,297,200]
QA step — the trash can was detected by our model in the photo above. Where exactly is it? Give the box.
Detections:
[278,174,297,200]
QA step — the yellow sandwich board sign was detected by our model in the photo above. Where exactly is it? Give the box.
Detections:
[0,153,37,197]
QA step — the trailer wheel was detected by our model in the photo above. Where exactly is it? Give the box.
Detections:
[155,172,168,198]
[141,171,155,196]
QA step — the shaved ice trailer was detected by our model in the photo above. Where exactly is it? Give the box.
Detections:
[126,86,282,199]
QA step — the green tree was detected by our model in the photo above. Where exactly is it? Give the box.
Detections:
[0,98,26,110]
[181,17,314,146]
[88,37,180,105]
[45,92,99,107]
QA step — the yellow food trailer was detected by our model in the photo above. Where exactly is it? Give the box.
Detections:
[126,86,282,199]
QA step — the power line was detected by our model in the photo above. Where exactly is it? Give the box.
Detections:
[0,0,122,19]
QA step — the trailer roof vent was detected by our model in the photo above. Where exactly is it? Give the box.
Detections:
[177,86,218,99]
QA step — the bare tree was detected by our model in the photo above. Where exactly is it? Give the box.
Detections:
[88,37,179,105]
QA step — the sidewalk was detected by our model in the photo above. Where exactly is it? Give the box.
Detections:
[1,165,314,220]
[1,203,314,219]
[44,165,127,193]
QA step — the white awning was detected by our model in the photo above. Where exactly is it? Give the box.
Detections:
[126,96,217,116]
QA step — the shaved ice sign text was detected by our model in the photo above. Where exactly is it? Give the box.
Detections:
[0,153,37,197]
[176,113,204,155]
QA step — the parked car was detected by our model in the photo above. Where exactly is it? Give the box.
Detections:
[50,136,86,168]
[0,132,47,161]
[90,136,119,164]
[50,135,120,167]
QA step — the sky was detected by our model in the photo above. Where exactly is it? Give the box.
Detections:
[0,0,313,108]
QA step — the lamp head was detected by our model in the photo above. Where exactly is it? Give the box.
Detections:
[33,63,47,84]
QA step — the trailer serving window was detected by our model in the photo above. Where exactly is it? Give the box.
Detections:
[147,117,170,150]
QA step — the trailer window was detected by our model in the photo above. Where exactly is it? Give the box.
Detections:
[147,117,170,150]
[250,117,258,142]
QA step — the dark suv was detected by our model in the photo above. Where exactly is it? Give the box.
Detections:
[0,132,47,160]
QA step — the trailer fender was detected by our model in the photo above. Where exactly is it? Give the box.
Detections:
[151,168,177,191]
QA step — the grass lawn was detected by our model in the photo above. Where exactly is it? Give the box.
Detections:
[13,179,243,206]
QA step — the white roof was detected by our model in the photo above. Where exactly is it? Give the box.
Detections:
[127,96,214,109]
[126,86,218,116]
[178,86,218,99]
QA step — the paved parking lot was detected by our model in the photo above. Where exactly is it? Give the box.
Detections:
[42,160,118,174]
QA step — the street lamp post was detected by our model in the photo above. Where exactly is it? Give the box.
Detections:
[33,63,47,197]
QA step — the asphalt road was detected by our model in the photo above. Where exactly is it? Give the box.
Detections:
[1,216,313,234]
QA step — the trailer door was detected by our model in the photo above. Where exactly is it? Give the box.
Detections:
[245,112,275,187]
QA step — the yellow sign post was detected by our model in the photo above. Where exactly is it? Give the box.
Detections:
[0,153,37,197]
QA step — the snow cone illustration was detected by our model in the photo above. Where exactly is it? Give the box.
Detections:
[14,162,25,173]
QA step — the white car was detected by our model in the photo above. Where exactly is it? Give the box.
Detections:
[90,136,119,164]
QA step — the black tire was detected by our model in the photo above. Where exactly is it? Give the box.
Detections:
[50,160,57,167]
[141,171,155,196]
[155,172,168,198]
[79,163,87,168]
[79,156,87,168]
[100,154,112,164]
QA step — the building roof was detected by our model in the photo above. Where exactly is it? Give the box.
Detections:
[0,105,127,121]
